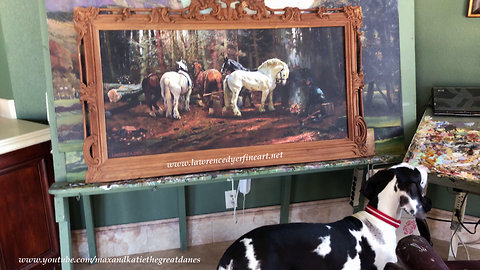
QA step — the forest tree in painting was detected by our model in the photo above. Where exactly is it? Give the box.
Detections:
[46,0,404,180]
[100,27,348,158]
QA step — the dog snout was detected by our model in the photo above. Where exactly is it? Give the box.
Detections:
[414,197,432,219]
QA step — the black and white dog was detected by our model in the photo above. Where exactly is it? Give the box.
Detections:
[217,163,431,270]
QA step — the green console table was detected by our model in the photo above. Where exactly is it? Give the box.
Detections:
[49,154,401,270]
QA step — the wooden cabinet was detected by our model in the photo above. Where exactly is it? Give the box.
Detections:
[0,140,59,269]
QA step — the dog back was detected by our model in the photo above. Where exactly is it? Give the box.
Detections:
[217,217,380,270]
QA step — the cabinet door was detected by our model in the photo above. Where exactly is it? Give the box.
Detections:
[0,142,59,270]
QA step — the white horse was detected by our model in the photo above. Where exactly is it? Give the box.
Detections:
[160,60,192,119]
[223,58,289,117]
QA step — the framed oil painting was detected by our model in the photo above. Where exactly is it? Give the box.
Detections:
[75,0,371,183]
[468,0,480,17]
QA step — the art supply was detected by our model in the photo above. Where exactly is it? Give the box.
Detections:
[405,115,480,182]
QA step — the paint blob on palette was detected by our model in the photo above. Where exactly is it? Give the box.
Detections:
[406,115,480,182]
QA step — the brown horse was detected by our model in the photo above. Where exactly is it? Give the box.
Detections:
[192,61,223,114]
[141,72,163,116]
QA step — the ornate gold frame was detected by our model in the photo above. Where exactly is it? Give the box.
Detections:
[74,0,370,183]
[468,0,480,17]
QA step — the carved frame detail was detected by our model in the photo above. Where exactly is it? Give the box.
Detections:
[74,0,369,183]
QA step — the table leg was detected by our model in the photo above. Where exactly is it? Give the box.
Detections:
[280,175,292,224]
[448,192,468,260]
[177,186,188,251]
[54,196,72,270]
[81,195,97,261]
[351,167,368,213]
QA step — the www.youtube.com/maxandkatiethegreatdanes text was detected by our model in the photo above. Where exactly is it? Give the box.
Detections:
[19,255,201,266]
[166,152,284,169]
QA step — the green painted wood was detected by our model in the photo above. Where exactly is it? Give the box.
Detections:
[85,190,179,230]
[280,176,292,224]
[427,184,480,218]
[68,172,360,230]
[49,155,402,198]
[54,196,73,270]
[291,170,353,203]
[81,195,97,261]
[0,0,48,123]
[177,186,187,251]
[398,0,417,144]
[0,19,13,100]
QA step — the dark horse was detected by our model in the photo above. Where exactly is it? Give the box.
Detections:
[141,62,189,117]
[142,72,162,116]
[220,57,254,108]
[220,56,249,75]
[192,61,223,115]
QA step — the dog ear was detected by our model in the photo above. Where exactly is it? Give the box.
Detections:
[362,169,395,201]
[410,168,423,184]
[394,167,422,185]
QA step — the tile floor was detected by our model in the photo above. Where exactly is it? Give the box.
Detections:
[75,241,232,270]
[74,238,480,269]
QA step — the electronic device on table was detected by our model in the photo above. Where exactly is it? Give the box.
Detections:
[432,87,480,116]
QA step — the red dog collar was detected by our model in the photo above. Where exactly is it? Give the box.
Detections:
[365,205,401,228]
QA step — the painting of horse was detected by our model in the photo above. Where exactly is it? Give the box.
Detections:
[99,26,352,160]
[160,60,192,119]
[192,61,223,115]
[223,58,289,117]
[141,72,163,116]
[220,56,249,75]
[220,57,254,108]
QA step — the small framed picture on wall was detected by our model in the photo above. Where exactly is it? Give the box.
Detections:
[468,0,480,17]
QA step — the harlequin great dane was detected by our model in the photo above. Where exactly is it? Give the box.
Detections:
[217,163,431,270]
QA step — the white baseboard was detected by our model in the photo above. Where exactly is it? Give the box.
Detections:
[71,198,480,258]
[71,198,353,258]
[0,98,16,119]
